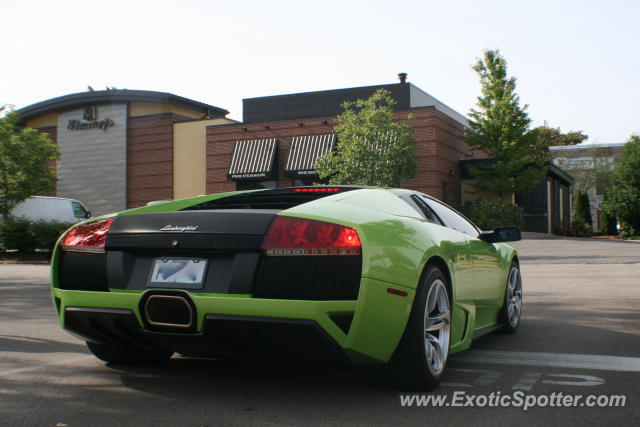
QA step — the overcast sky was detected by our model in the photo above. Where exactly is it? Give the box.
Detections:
[2,0,637,142]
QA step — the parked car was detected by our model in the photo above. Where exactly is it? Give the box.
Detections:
[51,186,522,390]
[10,196,91,223]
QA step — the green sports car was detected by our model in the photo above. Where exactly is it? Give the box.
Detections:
[51,186,523,390]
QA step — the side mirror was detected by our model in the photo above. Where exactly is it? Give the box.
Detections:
[479,227,521,243]
[85,210,92,219]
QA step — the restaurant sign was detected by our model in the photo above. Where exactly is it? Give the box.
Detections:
[67,106,114,131]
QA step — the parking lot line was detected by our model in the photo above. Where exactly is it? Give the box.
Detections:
[454,350,640,372]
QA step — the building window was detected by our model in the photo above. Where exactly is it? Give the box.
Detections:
[236,180,277,191]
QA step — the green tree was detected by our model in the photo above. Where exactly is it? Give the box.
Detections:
[0,111,60,217]
[463,49,546,204]
[534,123,588,159]
[536,123,587,147]
[599,192,617,235]
[602,135,640,236]
[315,89,417,187]
[574,191,593,227]
[573,191,593,236]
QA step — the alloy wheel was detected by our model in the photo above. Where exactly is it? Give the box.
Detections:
[506,266,523,328]
[424,279,450,376]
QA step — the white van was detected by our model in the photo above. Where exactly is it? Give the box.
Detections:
[10,196,91,223]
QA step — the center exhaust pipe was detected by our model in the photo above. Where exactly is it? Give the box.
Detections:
[143,294,194,329]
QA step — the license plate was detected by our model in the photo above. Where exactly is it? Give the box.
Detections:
[148,258,208,289]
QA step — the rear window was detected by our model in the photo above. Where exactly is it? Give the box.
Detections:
[184,187,364,210]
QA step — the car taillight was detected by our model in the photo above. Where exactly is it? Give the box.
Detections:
[60,218,114,254]
[263,216,361,256]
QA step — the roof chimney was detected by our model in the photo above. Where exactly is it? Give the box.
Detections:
[398,73,407,84]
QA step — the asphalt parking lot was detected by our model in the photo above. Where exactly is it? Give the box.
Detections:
[1,235,638,426]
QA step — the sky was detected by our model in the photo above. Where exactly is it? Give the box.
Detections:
[1,0,638,142]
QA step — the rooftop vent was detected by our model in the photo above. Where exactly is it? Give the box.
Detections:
[398,73,407,84]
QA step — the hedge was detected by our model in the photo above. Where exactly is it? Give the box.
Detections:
[0,217,73,252]
[453,199,524,231]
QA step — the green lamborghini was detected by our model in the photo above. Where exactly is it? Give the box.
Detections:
[51,186,523,390]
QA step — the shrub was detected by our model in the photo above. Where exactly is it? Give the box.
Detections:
[598,192,618,235]
[0,217,73,252]
[574,216,593,237]
[619,224,638,240]
[602,135,640,237]
[456,199,524,231]
[0,217,37,252]
[574,191,592,228]
[32,220,74,251]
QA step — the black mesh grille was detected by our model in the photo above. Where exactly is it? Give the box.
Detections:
[58,252,108,291]
[105,233,263,251]
[253,256,362,300]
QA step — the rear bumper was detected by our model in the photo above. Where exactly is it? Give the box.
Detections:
[52,277,415,364]
[64,307,349,362]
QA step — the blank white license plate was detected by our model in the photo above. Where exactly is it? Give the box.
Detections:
[148,258,208,289]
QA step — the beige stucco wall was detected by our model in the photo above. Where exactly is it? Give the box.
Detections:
[129,102,205,119]
[25,103,206,127]
[173,118,235,199]
[26,112,58,128]
[27,102,213,125]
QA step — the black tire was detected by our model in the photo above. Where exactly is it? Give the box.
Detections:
[498,260,523,333]
[86,341,173,365]
[389,265,451,391]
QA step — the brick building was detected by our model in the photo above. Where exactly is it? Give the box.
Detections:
[17,79,582,234]
[18,79,477,216]
[205,79,474,204]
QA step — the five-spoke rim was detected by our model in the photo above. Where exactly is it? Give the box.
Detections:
[424,279,450,376]
[506,266,523,327]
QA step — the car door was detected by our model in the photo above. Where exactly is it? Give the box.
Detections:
[408,195,474,301]
[405,194,474,346]
[418,197,504,313]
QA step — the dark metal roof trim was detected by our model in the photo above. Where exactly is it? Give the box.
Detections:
[242,82,469,125]
[285,134,336,177]
[242,83,411,123]
[18,90,229,122]
[228,139,278,181]
[459,159,575,186]
[547,164,575,186]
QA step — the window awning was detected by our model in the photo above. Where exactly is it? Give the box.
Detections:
[228,139,278,181]
[284,134,336,178]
